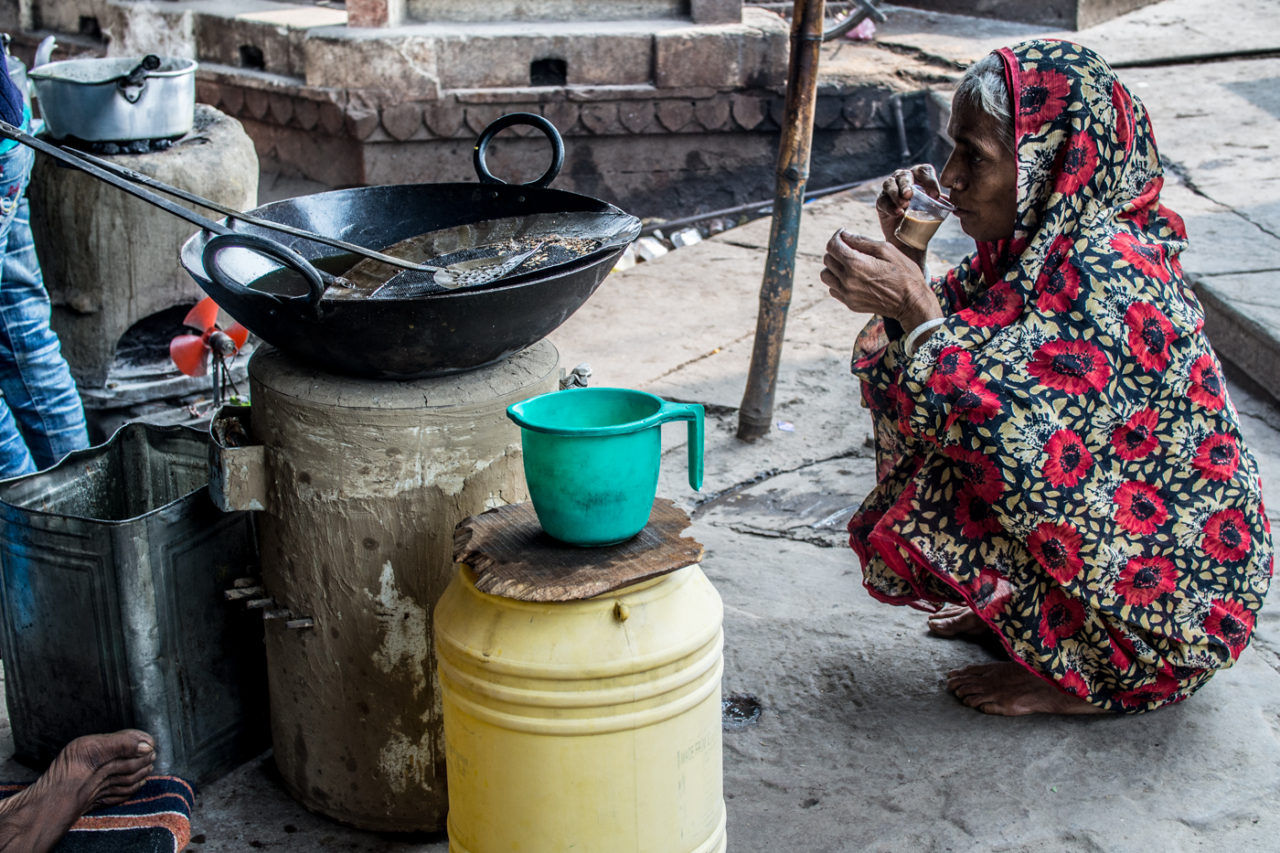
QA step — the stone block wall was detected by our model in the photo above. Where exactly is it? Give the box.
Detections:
[403,0,740,24]
[65,2,781,104]
[303,32,441,95]
[302,14,788,100]
[406,0,689,23]
[889,0,1163,29]
[428,30,657,89]
[7,0,934,220]
[25,0,109,35]
[197,67,932,218]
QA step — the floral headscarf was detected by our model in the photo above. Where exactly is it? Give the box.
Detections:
[848,40,1272,712]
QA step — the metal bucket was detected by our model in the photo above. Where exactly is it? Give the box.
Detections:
[0,422,268,784]
[435,564,727,853]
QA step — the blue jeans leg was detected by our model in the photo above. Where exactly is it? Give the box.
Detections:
[0,144,89,478]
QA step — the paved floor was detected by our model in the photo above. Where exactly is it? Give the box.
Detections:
[4,0,1280,850]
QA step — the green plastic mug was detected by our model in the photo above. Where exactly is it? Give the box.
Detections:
[507,387,704,546]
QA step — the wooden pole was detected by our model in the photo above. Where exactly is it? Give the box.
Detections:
[736,0,825,441]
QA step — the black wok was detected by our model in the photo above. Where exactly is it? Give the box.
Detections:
[172,113,640,378]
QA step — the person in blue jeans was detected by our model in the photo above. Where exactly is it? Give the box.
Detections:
[0,53,89,479]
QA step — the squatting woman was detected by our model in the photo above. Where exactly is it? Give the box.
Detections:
[822,40,1272,715]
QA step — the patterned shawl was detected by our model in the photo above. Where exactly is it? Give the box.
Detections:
[848,39,1272,712]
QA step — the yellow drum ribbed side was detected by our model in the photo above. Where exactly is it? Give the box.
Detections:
[435,564,726,853]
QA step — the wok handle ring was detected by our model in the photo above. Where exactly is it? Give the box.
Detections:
[473,112,564,188]
[202,232,327,313]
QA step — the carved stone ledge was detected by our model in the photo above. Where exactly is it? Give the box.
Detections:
[656,100,694,133]
[381,102,426,141]
[422,104,467,138]
[198,70,918,147]
[695,99,731,131]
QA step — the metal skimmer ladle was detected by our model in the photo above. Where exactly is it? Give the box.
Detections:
[0,120,547,292]
[369,241,546,298]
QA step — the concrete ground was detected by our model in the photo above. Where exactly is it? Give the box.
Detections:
[4,0,1279,849]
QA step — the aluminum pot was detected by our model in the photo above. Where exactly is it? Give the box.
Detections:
[29,55,196,142]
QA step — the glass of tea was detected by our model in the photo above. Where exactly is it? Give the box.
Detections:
[894,185,955,250]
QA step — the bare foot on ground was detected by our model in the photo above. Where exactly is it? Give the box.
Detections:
[0,729,155,853]
[947,662,1106,716]
[927,604,991,638]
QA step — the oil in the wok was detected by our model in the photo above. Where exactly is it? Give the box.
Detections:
[249,253,358,296]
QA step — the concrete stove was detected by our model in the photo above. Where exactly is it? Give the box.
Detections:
[26,104,259,438]
[211,340,560,831]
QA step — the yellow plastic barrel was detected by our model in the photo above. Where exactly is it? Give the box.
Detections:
[435,564,726,853]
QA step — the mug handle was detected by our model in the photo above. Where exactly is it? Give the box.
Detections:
[656,401,704,491]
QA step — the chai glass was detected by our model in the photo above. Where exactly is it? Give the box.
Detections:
[894,185,955,250]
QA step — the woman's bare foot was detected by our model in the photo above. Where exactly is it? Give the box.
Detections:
[946,662,1106,716]
[0,729,155,853]
[927,604,991,639]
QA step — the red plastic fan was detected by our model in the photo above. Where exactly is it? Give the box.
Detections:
[170,297,249,377]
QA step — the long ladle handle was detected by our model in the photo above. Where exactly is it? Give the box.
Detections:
[0,119,235,238]
[0,120,338,312]
[70,149,442,274]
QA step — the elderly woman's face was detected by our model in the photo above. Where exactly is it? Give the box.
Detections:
[939,96,1018,243]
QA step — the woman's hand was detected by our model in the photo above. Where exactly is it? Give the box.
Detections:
[823,230,942,332]
[877,164,944,266]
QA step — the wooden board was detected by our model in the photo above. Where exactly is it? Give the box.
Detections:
[452,499,704,602]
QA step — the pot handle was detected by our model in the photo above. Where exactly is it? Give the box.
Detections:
[656,401,705,491]
[473,112,564,188]
[116,54,160,104]
[202,232,328,314]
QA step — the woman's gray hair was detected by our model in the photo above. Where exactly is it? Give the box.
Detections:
[954,53,1015,152]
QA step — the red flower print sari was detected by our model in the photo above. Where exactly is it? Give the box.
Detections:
[847,40,1272,713]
